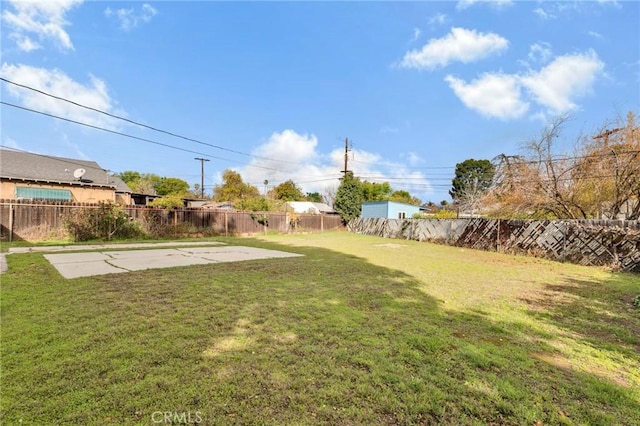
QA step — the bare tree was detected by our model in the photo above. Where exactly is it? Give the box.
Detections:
[522,114,589,219]
[487,111,640,219]
[573,111,640,219]
[322,184,338,207]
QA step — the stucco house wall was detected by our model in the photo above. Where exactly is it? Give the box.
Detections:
[0,149,132,204]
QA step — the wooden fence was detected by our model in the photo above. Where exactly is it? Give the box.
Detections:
[347,217,640,273]
[0,200,343,241]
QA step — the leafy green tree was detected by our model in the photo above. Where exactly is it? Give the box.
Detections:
[390,190,421,206]
[148,194,185,209]
[305,192,323,203]
[135,174,162,194]
[272,179,305,201]
[334,172,363,223]
[361,181,393,202]
[115,170,141,185]
[213,169,260,203]
[449,159,495,201]
[114,171,161,195]
[155,177,190,196]
[236,196,272,212]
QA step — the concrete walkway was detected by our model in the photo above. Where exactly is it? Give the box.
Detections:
[3,242,303,278]
[8,241,225,254]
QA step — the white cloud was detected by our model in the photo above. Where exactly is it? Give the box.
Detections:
[15,36,41,52]
[2,0,83,51]
[520,50,604,114]
[400,152,423,167]
[442,49,604,119]
[445,73,529,119]
[254,129,319,165]
[597,0,621,8]
[238,130,433,198]
[399,27,509,70]
[533,7,555,20]
[0,63,123,129]
[105,3,158,31]
[427,13,447,26]
[411,28,422,42]
[457,0,513,10]
[528,42,553,64]
[350,151,433,198]
[534,1,618,20]
[588,31,603,39]
[240,130,337,193]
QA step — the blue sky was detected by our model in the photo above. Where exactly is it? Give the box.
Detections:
[1,0,638,202]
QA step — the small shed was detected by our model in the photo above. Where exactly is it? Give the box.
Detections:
[361,201,420,219]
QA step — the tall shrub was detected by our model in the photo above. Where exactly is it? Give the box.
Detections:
[64,202,144,241]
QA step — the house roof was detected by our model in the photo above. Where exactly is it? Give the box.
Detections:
[0,149,131,193]
[284,201,337,214]
[361,200,420,209]
[200,201,234,210]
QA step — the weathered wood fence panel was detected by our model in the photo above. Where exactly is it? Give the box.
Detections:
[347,218,640,273]
[0,200,343,241]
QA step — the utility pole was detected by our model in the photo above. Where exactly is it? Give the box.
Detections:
[194,157,210,199]
[342,137,351,175]
[594,127,623,146]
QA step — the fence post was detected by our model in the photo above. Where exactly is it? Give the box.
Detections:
[562,221,567,261]
[263,213,267,235]
[8,201,14,243]
[224,211,228,237]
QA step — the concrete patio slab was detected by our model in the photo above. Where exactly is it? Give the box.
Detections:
[44,252,112,263]
[39,246,303,279]
[109,252,212,271]
[9,241,225,254]
[51,261,129,279]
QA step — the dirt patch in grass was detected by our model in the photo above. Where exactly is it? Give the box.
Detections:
[373,243,407,248]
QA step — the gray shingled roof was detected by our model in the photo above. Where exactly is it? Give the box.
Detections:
[0,149,132,193]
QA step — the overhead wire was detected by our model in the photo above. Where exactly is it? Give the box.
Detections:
[0,77,303,166]
[1,145,109,173]
[0,101,281,172]
[3,77,637,193]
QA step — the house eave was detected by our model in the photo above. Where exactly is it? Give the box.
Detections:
[0,176,116,189]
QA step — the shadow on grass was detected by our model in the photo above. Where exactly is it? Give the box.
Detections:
[535,275,639,351]
[1,237,639,425]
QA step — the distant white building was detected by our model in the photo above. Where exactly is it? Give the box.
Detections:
[283,201,337,215]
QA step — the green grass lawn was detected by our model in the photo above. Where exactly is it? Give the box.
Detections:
[1,232,639,425]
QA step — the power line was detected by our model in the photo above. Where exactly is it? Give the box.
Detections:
[0,101,281,172]
[3,77,636,194]
[0,77,303,166]
[352,159,455,170]
[352,148,639,170]
[0,145,105,173]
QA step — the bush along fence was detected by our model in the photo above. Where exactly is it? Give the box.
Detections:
[0,200,343,242]
[347,217,640,273]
